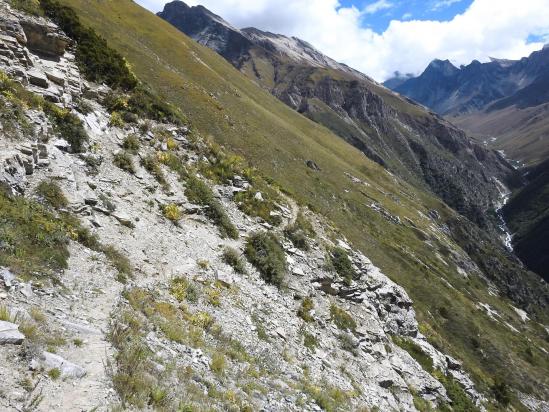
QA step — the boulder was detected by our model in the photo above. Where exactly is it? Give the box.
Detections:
[1,267,15,288]
[0,321,25,345]
[30,351,86,379]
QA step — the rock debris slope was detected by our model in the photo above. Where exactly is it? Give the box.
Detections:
[0,1,547,411]
[0,2,479,411]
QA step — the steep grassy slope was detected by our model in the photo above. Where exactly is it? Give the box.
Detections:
[59,0,549,405]
[452,103,549,167]
[504,160,549,281]
[157,3,518,231]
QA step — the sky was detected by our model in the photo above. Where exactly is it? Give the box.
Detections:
[136,0,549,81]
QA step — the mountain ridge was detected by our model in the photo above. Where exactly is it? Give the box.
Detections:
[386,46,549,166]
[157,0,520,233]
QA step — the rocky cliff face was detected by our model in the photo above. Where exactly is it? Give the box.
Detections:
[157,1,519,232]
[0,2,490,411]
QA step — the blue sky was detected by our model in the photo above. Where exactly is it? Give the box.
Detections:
[138,0,549,80]
[340,0,474,33]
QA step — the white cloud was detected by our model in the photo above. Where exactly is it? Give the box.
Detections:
[138,0,549,81]
[363,0,393,14]
[431,0,463,11]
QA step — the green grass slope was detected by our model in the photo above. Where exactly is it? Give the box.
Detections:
[59,0,549,405]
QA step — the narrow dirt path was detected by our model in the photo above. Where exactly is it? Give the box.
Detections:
[35,245,122,412]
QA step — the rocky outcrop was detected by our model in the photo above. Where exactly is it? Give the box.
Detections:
[0,1,82,104]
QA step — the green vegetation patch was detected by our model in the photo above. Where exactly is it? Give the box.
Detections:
[329,304,356,332]
[113,151,135,174]
[245,231,287,287]
[222,246,246,274]
[392,335,433,373]
[185,174,238,239]
[10,0,43,15]
[35,180,68,209]
[0,184,70,278]
[329,247,358,285]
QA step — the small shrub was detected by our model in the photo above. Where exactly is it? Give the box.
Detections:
[30,307,46,323]
[185,175,238,239]
[210,353,226,375]
[163,203,181,222]
[205,287,221,307]
[166,137,178,151]
[197,259,209,270]
[170,277,199,303]
[102,245,132,282]
[0,305,11,322]
[190,312,214,330]
[222,247,246,274]
[329,247,357,285]
[122,134,140,153]
[141,155,169,190]
[234,190,282,226]
[245,232,287,287]
[18,321,38,340]
[285,212,315,250]
[329,304,356,331]
[303,332,318,351]
[43,104,88,153]
[113,151,135,174]
[392,336,433,372]
[150,387,167,407]
[73,338,84,347]
[492,376,511,407]
[36,180,68,209]
[48,368,61,380]
[298,297,314,322]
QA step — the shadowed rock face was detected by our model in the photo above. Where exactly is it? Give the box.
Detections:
[157,1,519,231]
[503,159,549,282]
[19,20,69,58]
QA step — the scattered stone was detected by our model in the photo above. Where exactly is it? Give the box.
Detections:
[112,211,133,227]
[20,282,33,298]
[306,160,321,171]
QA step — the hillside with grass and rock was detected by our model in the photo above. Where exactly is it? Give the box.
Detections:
[0,1,548,411]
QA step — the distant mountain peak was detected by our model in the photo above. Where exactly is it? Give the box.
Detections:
[426,59,459,75]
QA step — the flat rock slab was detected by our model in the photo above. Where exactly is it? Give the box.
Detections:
[0,320,25,345]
